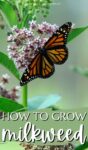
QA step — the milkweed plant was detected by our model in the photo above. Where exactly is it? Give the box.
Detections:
[7,21,61,109]
[0,0,62,112]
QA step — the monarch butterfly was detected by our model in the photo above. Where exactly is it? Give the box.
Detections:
[20,22,72,86]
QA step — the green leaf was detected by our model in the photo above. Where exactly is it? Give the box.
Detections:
[68,26,88,43]
[70,66,88,77]
[0,1,18,27]
[0,51,20,80]
[0,97,24,112]
[75,141,88,150]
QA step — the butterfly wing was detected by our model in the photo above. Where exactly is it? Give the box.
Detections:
[44,22,72,64]
[46,47,68,64]
[20,53,54,86]
[40,55,55,78]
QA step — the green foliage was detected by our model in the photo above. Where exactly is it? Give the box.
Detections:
[0,12,5,29]
[0,1,18,27]
[75,141,88,150]
[13,0,51,19]
[68,26,88,43]
[0,97,24,112]
[0,51,20,80]
[70,67,88,78]
[70,26,88,90]
[0,0,52,28]
[19,14,29,28]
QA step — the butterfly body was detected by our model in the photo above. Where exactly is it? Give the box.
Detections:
[39,47,46,55]
[20,22,72,86]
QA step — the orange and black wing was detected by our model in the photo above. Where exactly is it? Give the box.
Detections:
[46,46,68,64]
[20,53,54,86]
[40,55,55,79]
[44,22,72,64]
[44,22,72,49]
[20,22,72,86]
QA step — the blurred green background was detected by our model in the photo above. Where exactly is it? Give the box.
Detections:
[0,142,23,150]
[0,0,88,109]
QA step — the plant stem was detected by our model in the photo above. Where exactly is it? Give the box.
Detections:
[22,84,28,108]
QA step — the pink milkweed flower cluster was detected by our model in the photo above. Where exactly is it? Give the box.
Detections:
[7,21,58,71]
[0,74,20,100]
